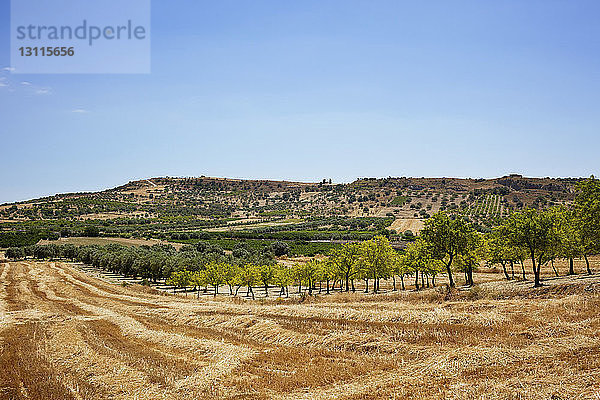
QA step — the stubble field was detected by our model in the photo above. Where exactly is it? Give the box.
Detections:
[1,260,600,399]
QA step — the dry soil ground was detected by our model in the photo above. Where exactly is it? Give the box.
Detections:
[1,261,600,399]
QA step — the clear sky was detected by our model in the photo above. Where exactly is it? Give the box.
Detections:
[1,0,599,204]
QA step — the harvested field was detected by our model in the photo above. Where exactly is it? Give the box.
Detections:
[1,261,600,399]
[390,218,425,234]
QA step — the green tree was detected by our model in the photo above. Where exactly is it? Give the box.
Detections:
[402,238,438,290]
[258,264,276,296]
[318,258,338,294]
[421,212,477,287]
[83,226,100,237]
[575,177,600,274]
[189,270,204,298]
[6,247,25,260]
[202,261,226,296]
[555,208,582,275]
[359,235,394,293]
[455,233,482,287]
[166,270,192,295]
[271,241,290,257]
[391,252,409,290]
[296,260,320,295]
[273,266,292,297]
[236,263,259,299]
[485,228,516,280]
[222,263,240,295]
[504,208,558,287]
[329,243,361,292]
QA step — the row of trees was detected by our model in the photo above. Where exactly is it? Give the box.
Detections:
[167,234,455,297]
[479,178,598,287]
[5,241,277,285]
[166,236,400,298]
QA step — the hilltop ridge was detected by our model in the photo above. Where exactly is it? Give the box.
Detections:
[0,174,580,225]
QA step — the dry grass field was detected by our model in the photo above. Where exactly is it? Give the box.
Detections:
[389,218,425,234]
[2,260,600,399]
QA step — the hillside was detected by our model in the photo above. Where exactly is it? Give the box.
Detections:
[0,174,580,221]
[0,175,582,252]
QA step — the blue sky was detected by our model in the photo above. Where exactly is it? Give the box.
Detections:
[1,1,599,204]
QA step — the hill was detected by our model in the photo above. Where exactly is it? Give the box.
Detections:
[0,175,583,252]
[0,174,580,221]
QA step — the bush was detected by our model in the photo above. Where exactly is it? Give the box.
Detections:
[271,241,290,257]
[84,226,100,237]
[6,247,25,260]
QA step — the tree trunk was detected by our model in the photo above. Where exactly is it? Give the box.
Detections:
[264,284,269,296]
[445,255,455,287]
[345,275,350,292]
[501,261,510,280]
[373,271,377,294]
[364,278,369,293]
[584,254,592,275]
[510,260,515,280]
[392,275,396,291]
[400,274,405,290]
[568,258,574,275]
[414,271,419,290]
[532,252,541,287]
[521,260,526,280]
[326,279,330,294]
[351,279,355,292]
